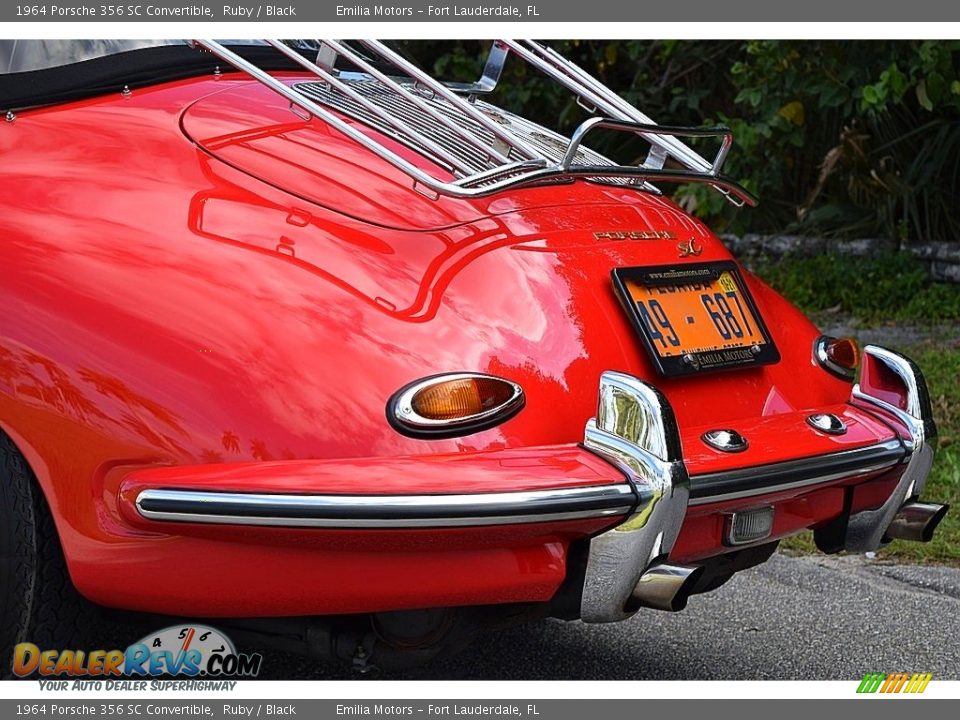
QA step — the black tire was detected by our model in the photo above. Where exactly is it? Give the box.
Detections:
[0,431,91,678]
[0,431,37,677]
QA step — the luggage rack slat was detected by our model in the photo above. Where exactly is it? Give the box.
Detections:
[320,39,514,165]
[193,39,757,206]
[355,39,545,163]
[265,39,474,176]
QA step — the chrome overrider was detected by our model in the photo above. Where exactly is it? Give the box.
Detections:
[580,371,693,623]
[845,345,944,551]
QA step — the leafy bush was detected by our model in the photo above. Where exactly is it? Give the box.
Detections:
[697,40,960,242]
[398,40,960,245]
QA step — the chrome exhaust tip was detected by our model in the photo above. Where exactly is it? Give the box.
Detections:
[885,502,949,543]
[628,563,704,612]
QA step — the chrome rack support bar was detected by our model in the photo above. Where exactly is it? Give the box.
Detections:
[356,39,544,162]
[508,40,741,205]
[471,40,509,94]
[265,40,473,176]
[318,40,513,165]
[515,40,718,173]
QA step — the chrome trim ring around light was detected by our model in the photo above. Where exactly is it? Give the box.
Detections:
[135,485,635,529]
[579,371,690,623]
[387,372,525,439]
[845,345,938,552]
[688,439,906,505]
[814,335,856,381]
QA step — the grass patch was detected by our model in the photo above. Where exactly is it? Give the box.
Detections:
[754,252,960,325]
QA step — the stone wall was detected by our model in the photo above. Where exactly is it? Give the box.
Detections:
[720,234,960,283]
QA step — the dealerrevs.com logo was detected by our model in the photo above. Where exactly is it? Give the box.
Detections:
[13,625,262,680]
[857,672,933,694]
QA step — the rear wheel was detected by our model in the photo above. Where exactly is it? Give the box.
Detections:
[0,431,90,677]
[0,432,37,675]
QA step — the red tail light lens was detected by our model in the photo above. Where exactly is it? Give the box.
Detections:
[815,336,860,380]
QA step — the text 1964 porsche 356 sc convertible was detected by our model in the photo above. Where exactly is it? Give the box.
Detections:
[0,39,949,671]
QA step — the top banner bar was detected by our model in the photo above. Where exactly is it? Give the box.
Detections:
[5,0,960,22]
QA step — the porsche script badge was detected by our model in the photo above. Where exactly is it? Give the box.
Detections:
[593,230,677,241]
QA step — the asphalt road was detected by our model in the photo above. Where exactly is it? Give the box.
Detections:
[257,553,960,680]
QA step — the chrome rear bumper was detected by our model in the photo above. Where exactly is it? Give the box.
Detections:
[128,347,941,624]
[578,345,943,623]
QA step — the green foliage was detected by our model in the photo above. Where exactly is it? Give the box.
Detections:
[711,40,960,242]
[754,252,960,323]
[398,40,960,244]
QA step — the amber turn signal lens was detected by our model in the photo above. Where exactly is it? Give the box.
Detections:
[389,373,525,438]
[815,336,860,380]
[412,377,514,421]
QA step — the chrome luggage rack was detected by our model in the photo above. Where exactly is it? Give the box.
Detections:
[194,39,757,206]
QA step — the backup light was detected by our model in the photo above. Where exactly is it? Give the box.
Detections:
[724,506,775,546]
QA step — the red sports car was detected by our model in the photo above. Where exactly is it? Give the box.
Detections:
[0,39,948,671]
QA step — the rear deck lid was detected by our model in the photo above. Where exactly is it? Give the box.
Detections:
[181,79,650,231]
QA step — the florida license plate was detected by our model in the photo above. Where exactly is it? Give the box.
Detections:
[612,262,780,376]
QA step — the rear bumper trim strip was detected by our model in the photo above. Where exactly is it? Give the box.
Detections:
[135,484,636,529]
[688,438,906,506]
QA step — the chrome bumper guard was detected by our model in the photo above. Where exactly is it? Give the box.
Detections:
[844,345,939,552]
[580,372,690,623]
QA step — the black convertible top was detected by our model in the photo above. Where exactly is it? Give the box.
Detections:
[0,41,316,111]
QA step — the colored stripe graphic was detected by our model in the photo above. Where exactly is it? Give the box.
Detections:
[909,673,933,693]
[857,673,886,693]
[857,672,932,694]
